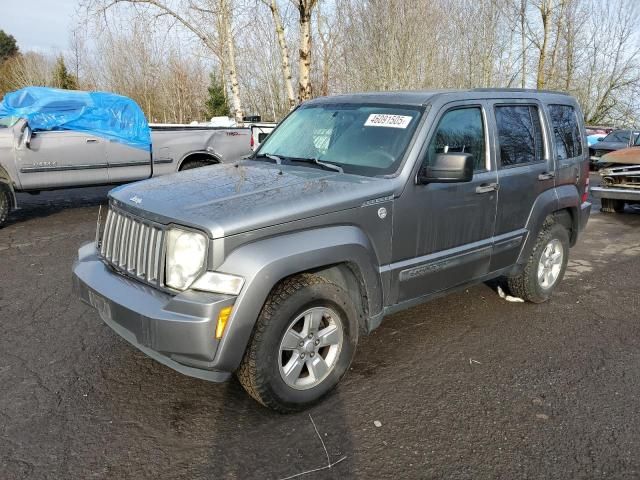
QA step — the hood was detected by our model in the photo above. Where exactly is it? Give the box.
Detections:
[601,146,640,165]
[109,161,393,238]
[591,141,627,152]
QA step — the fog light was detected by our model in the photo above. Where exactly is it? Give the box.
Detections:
[216,306,233,339]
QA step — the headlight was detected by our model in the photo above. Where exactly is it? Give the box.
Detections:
[165,228,207,290]
[191,271,245,295]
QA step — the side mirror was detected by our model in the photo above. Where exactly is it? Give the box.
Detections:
[417,152,474,184]
[597,137,603,142]
[21,124,32,149]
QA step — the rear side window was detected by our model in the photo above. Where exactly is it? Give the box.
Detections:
[495,105,544,167]
[549,105,582,159]
[425,107,486,171]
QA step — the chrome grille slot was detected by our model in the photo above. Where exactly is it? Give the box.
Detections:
[99,207,165,287]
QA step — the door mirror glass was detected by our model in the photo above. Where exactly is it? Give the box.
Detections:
[417,152,474,184]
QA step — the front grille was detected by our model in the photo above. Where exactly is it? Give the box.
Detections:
[99,207,165,286]
[594,149,607,157]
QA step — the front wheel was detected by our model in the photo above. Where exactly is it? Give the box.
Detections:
[237,274,359,412]
[507,219,570,303]
[0,185,10,228]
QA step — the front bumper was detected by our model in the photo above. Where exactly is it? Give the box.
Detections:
[73,243,234,382]
[591,187,640,202]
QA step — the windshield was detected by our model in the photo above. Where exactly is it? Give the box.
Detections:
[0,116,18,128]
[601,130,637,144]
[256,103,423,176]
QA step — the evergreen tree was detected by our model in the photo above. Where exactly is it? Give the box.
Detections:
[0,30,19,64]
[205,72,229,118]
[52,55,78,90]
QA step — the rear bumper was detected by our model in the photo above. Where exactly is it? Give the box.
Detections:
[73,243,234,382]
[579,201,591,231]
[591,187,640,202]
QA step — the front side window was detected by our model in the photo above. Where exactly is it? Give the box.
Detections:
[495,105,544,167]
[256,103,422,176]
[549,104,582,160]
[424,107,486,171]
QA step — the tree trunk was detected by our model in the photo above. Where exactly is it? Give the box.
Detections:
[266,0,296,110]
[296,0,316,102]
[536,0,551,89]
[520,0,527,88]
[221,0,244,124]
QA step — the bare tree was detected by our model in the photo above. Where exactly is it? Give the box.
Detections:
[293,0,317,101]
[259,0,296,109]
[90,0,245,123]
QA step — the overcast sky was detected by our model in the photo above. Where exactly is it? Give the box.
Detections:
[1,0,80,53]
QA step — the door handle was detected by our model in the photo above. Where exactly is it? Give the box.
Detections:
[538,172,555,181]
[475,183,498,194]
[86,138,98,143]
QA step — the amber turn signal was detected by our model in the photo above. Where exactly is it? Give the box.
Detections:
[215,306,233,339]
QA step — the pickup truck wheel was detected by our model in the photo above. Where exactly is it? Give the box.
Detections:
[237,274,358,412]
[0,186,10,228]
[180,159,211,171]
[600,198,625,214]
[507,220,570,304]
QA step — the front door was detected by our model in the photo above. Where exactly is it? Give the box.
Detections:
[15,130,108,189]
[390,103,498,304]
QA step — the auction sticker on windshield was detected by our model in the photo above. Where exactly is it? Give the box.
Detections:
[364,114,412,129]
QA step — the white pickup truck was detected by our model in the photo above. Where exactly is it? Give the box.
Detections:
[0,88,263,227]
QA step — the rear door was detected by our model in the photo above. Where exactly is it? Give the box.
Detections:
[15,130,108,189]
[488,100,555,271]
[106,140,151,183]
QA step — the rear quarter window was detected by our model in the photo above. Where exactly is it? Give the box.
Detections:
[548,104,583,160]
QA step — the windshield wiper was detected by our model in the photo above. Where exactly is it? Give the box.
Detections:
[252,153,283,165]
[289,157,344,173]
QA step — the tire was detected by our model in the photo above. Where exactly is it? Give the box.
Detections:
[237,274,359,413]
[0,185,10,228]
[180,159,212,171]
[507,219,570,304]
[600,198,625,214]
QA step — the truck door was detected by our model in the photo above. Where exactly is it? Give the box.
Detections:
[488,100,556,271]
[15,128,109,189]
[106,140,151,183]
[390,102,498,304]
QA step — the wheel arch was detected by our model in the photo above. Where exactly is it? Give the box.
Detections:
[211,226,384,371]
[177,151,221,171]
[516,185,580,265]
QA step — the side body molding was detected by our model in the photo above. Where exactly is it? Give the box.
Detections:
[212,225,384,371]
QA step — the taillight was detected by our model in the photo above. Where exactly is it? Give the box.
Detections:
[250,134,254,149]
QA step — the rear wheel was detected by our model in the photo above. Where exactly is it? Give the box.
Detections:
[0,185,10,228]
[507,219,570,303]
[601,198,625,214]
[180,159,213,171]
[237,274,358,412]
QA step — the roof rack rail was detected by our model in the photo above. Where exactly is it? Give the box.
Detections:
[471,88,570,96]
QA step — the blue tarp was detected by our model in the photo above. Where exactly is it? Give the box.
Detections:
[0,87,151,151]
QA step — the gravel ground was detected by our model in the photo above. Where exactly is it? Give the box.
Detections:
[1,180,639,479]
